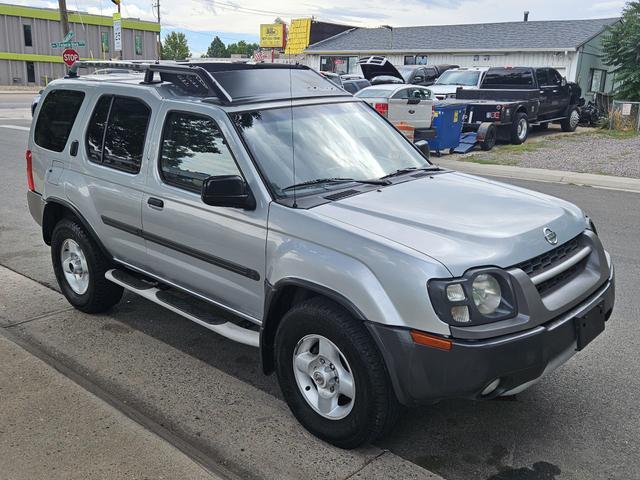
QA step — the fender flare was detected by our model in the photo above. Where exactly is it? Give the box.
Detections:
[42,197,112,260]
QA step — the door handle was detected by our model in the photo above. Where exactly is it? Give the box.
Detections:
[69,140,79,157]
[147,197,164,209]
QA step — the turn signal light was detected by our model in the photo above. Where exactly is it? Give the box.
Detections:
[410,330,452,351]
[374,102,389,117]
[26,149,35,191]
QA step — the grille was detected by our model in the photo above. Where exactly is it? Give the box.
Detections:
[324,189,360,201]
[536,262,583,295]
[514,236,581,276]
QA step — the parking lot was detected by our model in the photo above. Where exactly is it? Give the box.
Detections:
[1,94,639,479]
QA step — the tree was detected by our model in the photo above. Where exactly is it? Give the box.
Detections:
[204,36,226,58]
[161,32,191,60]
[226,41,260,57]
[602,1,640,101]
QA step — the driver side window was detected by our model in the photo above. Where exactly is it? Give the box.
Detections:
[159,111,241,194]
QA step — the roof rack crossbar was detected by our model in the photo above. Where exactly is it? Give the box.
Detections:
[67,60,232,104]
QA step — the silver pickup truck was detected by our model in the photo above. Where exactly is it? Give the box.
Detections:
[27,61,614,449]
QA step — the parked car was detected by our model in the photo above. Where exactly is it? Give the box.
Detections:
[27,61,614,449]
[427,67,489,100]
[358,56,457,86]
[355,84,435,131]
[318,71,371,94]
[456,66,583,144]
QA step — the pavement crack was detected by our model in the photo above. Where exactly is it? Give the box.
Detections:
[343,449,387,480]
[2,307,75,328]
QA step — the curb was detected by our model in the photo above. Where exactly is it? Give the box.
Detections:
[436,158,640,194]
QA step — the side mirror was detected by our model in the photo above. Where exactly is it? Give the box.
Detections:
[412,76,424,84]
[561,77,567,87]
[415,139,431,159]
[201,175,256,210]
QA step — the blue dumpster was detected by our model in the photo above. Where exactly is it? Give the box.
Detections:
[429,101,467,156]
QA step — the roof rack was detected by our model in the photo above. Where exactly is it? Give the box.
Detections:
[67,60,350,105]
[67,60,233,104]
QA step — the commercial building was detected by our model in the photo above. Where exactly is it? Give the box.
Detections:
[303,17,620,100]
[0,3,160,86]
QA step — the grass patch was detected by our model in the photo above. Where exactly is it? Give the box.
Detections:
[586,129,639,139]
[461,154,520,166]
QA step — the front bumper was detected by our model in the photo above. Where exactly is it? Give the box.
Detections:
[367,272,615,407]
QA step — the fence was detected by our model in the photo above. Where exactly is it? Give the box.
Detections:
[609,100,640,132]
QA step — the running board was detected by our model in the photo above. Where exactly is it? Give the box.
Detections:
[105,269,259,347]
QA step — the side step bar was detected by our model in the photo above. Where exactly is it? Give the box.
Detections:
[105,269,260,347]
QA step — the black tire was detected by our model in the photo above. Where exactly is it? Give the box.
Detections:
[51,217,123,313]
[510,112,529,145]
[480,124,497,151]
[561,107,580,132]
[274,297,400,449]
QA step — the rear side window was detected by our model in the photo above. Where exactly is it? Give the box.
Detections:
[34,90,85,152]
[85,95,151,174]
[159,112,241,193]
[482,68,534,88]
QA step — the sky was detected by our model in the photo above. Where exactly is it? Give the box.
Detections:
[15,0,628,57]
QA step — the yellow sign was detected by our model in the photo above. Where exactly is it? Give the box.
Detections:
[284,18,311,55]
[260,23,285,48]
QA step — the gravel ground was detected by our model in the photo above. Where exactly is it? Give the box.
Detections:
[459,126,640,178]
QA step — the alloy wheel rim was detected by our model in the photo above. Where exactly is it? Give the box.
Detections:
[292,334,355,420]
[60,238,90,295]
[518,118,528,140]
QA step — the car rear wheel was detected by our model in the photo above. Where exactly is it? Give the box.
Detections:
[510,112,529,144]
[51,218,123,313]
[561,107,580,132]
[274,297,399,449]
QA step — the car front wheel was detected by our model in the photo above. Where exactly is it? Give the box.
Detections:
[274,297,399,449]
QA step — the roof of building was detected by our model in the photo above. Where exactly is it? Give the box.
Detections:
[305,17,619,53]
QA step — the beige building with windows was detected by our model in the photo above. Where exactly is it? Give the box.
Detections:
[0,3,159,86]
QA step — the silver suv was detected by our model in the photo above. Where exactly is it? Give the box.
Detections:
[27,61,615,449]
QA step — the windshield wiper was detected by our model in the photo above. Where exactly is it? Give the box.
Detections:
[379,166,440,180]
[282,177,390,192]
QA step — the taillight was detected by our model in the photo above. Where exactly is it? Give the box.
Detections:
[486,111,501,120]
[374,102,388,117]
[26,149,35,191]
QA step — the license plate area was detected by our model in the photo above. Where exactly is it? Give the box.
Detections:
[574,301,605,351]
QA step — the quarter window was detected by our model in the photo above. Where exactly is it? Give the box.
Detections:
[85,95,151,174]
[159,112,241,193]
[34,89,85,152]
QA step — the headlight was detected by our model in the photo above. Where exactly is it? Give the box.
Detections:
[472,273,502,314]
[427,268,517,326]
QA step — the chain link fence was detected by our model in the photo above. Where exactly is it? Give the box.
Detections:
[609,100,640,131]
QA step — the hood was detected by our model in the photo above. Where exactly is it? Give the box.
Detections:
[358,56,405,83]
[313,172,586,276]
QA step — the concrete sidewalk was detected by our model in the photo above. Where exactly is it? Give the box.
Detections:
[0,332,222,480]
[436,158,640,194]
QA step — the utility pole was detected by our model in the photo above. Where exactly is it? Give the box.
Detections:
[153,0,161,60]
[58,0,70,37]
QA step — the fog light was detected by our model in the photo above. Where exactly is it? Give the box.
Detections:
[481,378,500,396]
[446,284,465,301]
[451,306,470,323]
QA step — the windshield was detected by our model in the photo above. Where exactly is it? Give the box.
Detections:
[232,102,430,199]
[435,70,481,86]
[396,66,415,81]
[355,88,393,98]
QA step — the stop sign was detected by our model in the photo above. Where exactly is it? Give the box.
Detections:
[62,48,79,67]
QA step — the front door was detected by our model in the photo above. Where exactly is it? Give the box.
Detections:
[140,103,268,321]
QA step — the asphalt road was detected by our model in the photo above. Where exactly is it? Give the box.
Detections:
[1,96,639,480]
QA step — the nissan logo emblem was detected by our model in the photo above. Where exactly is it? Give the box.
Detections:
[543,227,558,245]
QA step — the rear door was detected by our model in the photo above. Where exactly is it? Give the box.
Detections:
[547,68,570,116]
[388,87,432,128]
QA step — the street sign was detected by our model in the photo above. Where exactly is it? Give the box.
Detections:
[113,13,122,51]
[62,48,80,66]
[51,41,86,48]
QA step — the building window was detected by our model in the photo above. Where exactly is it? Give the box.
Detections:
[404,56,415,65]
[319,56,358,74]
[26,62,35,83]
[23,25,33,47]
[590,69,606,93]
[101,31,110,53]
[415,55,428,65]
[135,34,143,55]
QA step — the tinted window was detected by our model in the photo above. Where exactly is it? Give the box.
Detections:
[34,89,85,152]
[86,96,111,163]
[23,25,32,47]
[549,69,563,86]
[535,69,549,86]
[86,96,150,174]
[160,112,241,193]
[483,68,534,87]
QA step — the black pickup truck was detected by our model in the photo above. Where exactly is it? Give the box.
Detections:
[455,67,583,145]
